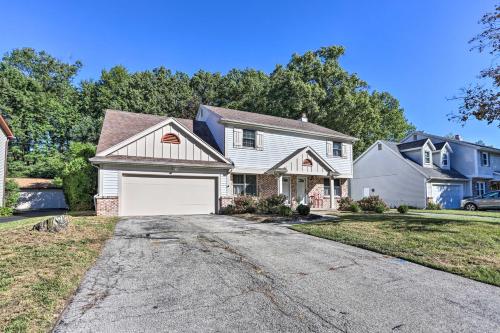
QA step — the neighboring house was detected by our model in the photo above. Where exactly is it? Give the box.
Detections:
[12,178,68,211]
[90,105,356,216]
[0,115,14,206]
[402,132,500,196]
[351,139,468,209]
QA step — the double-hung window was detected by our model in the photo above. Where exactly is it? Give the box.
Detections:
[477,181,486,196]
[424,151,431,164]
[233,174,257,196]
[481,152,489,166]
[323,178,331,196]
[332,142,342,157]
[325,178,341,196]
[442,153,448,166]
[242,129,256,148]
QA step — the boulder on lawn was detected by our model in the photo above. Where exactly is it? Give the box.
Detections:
[32,215,69,232]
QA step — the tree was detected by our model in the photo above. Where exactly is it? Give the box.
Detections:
[0,48,81,177]
[454,5,500,126]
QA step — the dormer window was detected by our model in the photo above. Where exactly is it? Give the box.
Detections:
[424,151,431,164]
[481,152,489,166]
[442,153,448,166]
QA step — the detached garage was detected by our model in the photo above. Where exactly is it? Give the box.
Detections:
[90,110,232,216]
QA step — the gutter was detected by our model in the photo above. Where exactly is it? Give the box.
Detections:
[89,157,233,170]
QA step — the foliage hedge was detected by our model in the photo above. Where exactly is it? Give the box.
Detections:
[61,143,97,211]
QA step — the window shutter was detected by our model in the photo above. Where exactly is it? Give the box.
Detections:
[341,143,348,159]
[256,131,264,150]
[326,141,333,157]
[233,128,243,148]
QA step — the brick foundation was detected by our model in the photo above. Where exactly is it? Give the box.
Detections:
[96,196,119,216]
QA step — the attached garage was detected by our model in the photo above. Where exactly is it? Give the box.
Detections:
[120,175,217,216]
[431,184,463,209]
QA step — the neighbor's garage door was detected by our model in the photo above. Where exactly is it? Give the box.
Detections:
[431,184,462,209]
[121,175,216,216]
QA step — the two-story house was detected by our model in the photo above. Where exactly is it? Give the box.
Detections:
[351,131,500,209]
[402,132,500,196]
[90,105,356,216]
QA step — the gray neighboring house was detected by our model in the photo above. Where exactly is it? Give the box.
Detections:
[351,139,468,208]
[90,105,356,216]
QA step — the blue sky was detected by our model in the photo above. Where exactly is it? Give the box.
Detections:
[1,0,498,146]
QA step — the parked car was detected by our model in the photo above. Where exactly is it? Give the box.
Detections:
[461,191,500,210]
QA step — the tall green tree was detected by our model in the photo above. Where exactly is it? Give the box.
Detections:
[0,48,81,177]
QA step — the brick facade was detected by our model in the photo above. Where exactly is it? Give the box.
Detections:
[96,196,119,216]
[258,174,278,198]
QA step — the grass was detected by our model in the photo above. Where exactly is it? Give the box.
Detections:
[410,209,500,218]
[0,215,118,333]
[291,213,500,286]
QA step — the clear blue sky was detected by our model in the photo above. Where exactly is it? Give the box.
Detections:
[1,0,498,146]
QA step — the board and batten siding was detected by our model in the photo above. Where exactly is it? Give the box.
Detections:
[280,150,329,176]
[225,126,353,176]
[109,123,217,162]
[352,142,427,208]
[0,130,6,205]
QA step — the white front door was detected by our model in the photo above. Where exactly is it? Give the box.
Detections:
[297,177,307,205]
[282,177,291,204]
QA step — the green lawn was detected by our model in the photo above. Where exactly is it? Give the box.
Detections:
[410,209,500,218]
[0,215,118,333]
[291,213,500,286]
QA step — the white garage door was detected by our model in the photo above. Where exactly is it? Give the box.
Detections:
[121,175,216,216]
[431,184,462,209]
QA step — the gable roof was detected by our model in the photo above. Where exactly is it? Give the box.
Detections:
[96,109,221,154]
[201,105,357,141]
[407,131,500,154]
[381,141,467,181]
[0,114,14,140]
[397,138,435,151]
[268,146,338,175]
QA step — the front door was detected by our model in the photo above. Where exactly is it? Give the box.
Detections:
[282,177,291,204]
[297,177,307,205]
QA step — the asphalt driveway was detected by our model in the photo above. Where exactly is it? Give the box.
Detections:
[55,215,500,332]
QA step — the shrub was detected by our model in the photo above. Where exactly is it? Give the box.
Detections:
[397,205,409,214]
[357,196,388,212]
[220,205,235,215]
[350,203,361,212]
[374,204,386,214]
[278,205,293,217]
[233,196,257,213]
[426,201,442,210]
[4,179,20,214]
[61,142,97,211]
[296,204,310,216]
[338,197,354,211]
[258,194,287,214]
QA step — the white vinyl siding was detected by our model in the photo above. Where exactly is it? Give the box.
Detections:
[352,142,427,208]
[109,123,217,162]
[100,169,119,196]
[197,107,225,153]
[226,126,353,177]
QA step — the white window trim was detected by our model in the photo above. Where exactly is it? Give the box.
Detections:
[332,142,342,157]
[477,181,486,196]
[424,150,431,165]
[481,152,490,166]
[233,174,257,196]
[442,152,448,167]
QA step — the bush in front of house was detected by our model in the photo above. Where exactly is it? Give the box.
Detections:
[258,194,287,214]
[296,204,310,216]
[61,142,97,211]
[233,196,257,213]
[349,203,361,212]
[374,204,386,214]
[426,201,442,210]
[0,179,20,216]
[357,195,388,212]
[397,205,409,214]
[220,204,235,215]
[338,197,354,211]
[279,205,293,217]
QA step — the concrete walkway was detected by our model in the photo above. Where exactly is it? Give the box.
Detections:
[55,215,500,332]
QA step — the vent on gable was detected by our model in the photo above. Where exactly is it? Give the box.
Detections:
[378,143,382,150]
[161,133,180,144]
[302,158,313,166]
